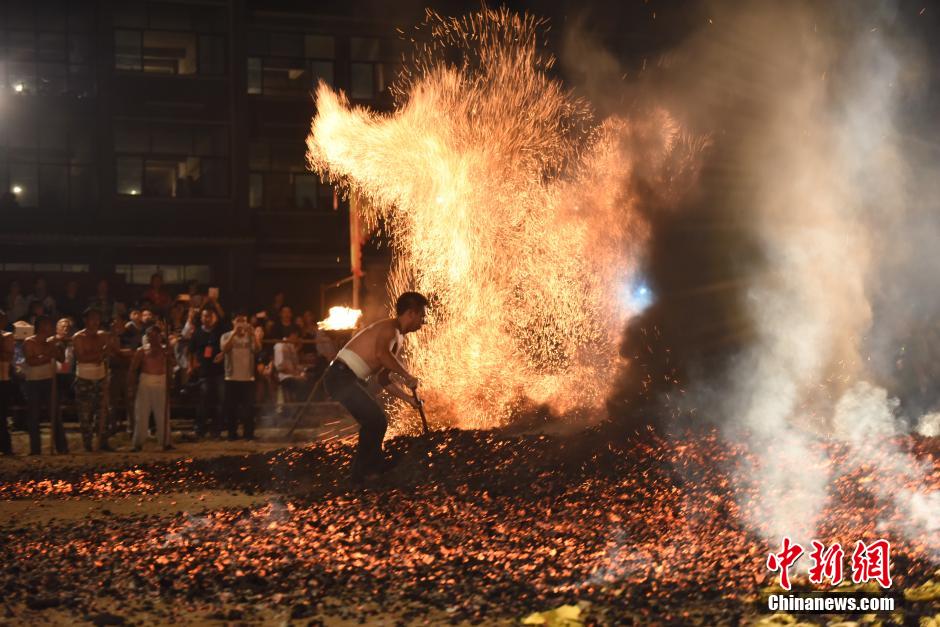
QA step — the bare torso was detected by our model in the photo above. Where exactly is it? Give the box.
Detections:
[73,329,110,364]
[140,345,168,375]
[339,319,402,376]
[24,335,56,365]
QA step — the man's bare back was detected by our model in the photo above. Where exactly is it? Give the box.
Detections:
[340,319,405,379]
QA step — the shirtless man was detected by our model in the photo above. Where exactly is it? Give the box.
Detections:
[323,291,428,482]
[23,316,65,455]
[73,308,112,451]
[128,325,174,451]
[0,310,16,454]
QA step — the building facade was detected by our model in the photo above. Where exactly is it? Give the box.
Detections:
[0,0,411,313]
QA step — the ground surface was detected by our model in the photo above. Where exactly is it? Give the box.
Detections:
[0,417,938,626]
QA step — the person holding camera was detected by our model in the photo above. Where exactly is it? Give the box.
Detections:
[221,312,262,440]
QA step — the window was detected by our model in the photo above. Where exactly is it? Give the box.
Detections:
[249,172,263,208]
[198,35,225,75]
[143,159,177,196]
[246,31,335,95]
[349,37,399,100]
[114,30,142,71]
[9,163,38,207]
[114,121,230,198]
[249,140,332,212]
[116,157,143,195]
[294,173,318,209]
[305,35,333,59]
[113,4,227,76]
[309,60,333,87]
[69,164,96,210]
[350,63,374,99]
[0,263,90,272]
[142,31,196,74]
[39,164,68,209]
[247,57,262,94]
[116,264,210,285]
[0,110,98,210]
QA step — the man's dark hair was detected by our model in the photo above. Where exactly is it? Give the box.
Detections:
[82,306,102,319]
[34,315,52,329]
[395,291,429,316]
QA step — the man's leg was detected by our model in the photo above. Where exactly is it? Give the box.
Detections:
[94,379,110,450]
[223,381,237,439]
[145,384,167,448]
[153,385,168,448]
[74,378,94,451]
[241,382,255,440]
[0,382,11,454]
[132,386,151,450]
[51,386,68,454]
[209,375,223,437]
[195,377,208,437]
[326,371,388,479]
[26,380,49,455]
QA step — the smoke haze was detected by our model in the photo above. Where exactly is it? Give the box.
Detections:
[562,0,940,552]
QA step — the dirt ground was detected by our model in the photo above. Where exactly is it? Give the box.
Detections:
[1,418,937,626]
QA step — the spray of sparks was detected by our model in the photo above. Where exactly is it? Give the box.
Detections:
[307,8,702,428]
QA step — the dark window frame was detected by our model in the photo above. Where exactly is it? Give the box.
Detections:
[114,119,231,199]
[2,26,95,96]
[112,27,227,77]
[0,114,97,210]
[245,30,335,97]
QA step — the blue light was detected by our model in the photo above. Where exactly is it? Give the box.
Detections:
[619,277,654,314]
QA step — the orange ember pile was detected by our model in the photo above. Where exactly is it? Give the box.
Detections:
[1,429,937,623]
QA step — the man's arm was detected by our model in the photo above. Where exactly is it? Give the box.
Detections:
[384,381,419,408]
[220,331,235,353]
[47,336,65,362]
[373,324,417,387]
[128,347,143,379]
[0,334,15,362]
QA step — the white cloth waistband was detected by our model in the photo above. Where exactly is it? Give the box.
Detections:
[0,361,10,381]
[25,362,55,381]
[139,372,166,387]
[76,362,106,381]
[335,348,373,380]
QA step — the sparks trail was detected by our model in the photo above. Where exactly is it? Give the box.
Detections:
[306,6,703,430]
[2,429,938,623]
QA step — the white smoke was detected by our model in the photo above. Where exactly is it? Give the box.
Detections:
[719,3,940,555]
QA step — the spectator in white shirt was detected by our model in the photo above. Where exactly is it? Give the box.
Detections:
[221,312,261,439]
[274,327,306,413]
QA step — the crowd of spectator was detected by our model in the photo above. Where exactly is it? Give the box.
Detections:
[0,274,339,456]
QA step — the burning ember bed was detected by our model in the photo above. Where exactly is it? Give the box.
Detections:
[1,426,937,625]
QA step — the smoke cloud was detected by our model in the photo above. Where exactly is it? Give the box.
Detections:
[563,0,939,553]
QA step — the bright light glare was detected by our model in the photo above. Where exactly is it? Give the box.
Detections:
[620,277,654,314]
[13,83,24,93]
[11,185,22,195]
